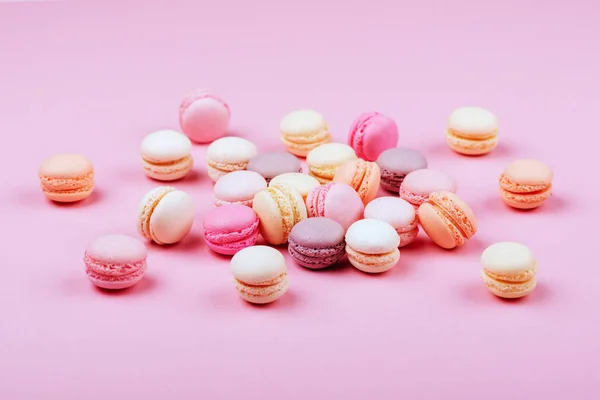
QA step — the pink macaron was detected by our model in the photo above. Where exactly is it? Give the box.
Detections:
[400,169,457,208]
[306,182,364,231]
[364,197,419,247]
[348,112,399,161]
[179,90,230,143]
[213,170,267,207]
[203,204,259,255]
[84,234,148,290]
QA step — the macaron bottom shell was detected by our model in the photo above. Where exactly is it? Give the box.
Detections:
[446,129,497,156]
[234,273,289,304]
[288,240,345,269]
[142,156,193,181]
[345,246,400,274]
[481,270,537,299]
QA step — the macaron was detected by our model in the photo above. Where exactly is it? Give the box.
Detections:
[137,186,195,245]
[247,152,302,183]
[269,173,320,200]
[481,242,537,299]
[345,219,400,274]
[252,183,307,245]
[231,245,289,304]
[140,129,193,181]
[400,169,456,208]
[38,153,94,202]
[333,158,381,205]
[348,112,399,161]
[179,90,230,143]
[213,170,267,207]
[306,143,357,184]
[306,182,364,231]
[376,147,428,192]
[418,191,477,249]
[499,159,553,209]
[280,109,332,157]
[364,197,418,247]
[447,106,498,155]
[84,234,147,290]
[206,137,258,182]
[288,217,346,269]
[203,204,259,255]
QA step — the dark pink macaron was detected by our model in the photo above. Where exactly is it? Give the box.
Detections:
[376,147,428,192]
[203,204,259,255]
[247,152,302,183]
[288,217,346,269]
[348,112,399,161]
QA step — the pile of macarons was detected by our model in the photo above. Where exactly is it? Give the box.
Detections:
[38,92,552,304]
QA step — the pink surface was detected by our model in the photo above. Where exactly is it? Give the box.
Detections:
[1,1,598,398]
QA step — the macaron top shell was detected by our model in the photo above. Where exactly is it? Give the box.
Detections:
[214,170,267,202]
[364,197,416,229]
[448,106,498,137]
[231,245,287,283]
[348,112,399,161]
[306,143,357,166]
[280,109,327,136]
[39,153,93,178]
[376,148,428,174]
[402,169,456,195]
[140,130,192,161]
[247,152,302,179]
[86,234,147,264]
[481,242,536,274]
[289,217,345,249]
[345,219,400,254]
[269,173,319,198]
[203,204,258,233]
[179,90,230,143]
[502,159,553,185]
[206,137,258,163]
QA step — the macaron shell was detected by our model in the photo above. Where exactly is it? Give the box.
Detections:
[345,219,400,254]
[203,204,259,255]
[235,276,289,304]
[400,169,456,206]
[481,242,536,274]
[499,187,551,209]
[481,271,537,299]
[86,234,148,264]
[446,133,497,155]
[502,159,553,186]
[230,245,287,283]
[346,245,400,273]
[447,106,499,138]
[148,190,195,244]
[269,173,319,200]
[213,170,267,205]
[179,92,230,143]
[307,143,357,182]
[246,152,302,182]
[349,112,399,161]
[140,130,192,161]
[38,153,93,178]
[376,148,428,192]
[307,183,364,231]
[206,137,258,164]
[398,228,419,247]
[288,242,345,269]
[333,159,380,205]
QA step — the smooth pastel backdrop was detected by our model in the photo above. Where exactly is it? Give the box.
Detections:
[1,1,597,398]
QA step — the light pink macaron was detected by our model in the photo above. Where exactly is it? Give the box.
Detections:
[348,112,399,161]
[213,170,267,207]
[179,90,230,143]
[306,182,364,231]
[400,169,457,208]
[364,197,419,247]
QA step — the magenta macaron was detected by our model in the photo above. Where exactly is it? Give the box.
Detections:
[202,204,259,255]
[306,182,364,231]
[348,112,399,161]
[179,90,231,143]
[83,234,148,290]
[288,217,346,269]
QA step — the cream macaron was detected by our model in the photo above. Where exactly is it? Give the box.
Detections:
[481,242,537,299]
[446,106,498,155]
[205,137,258,182]
[140,129,193,181]
[306,143,357,184]
[280,109,332,157]
[137,186,195,245]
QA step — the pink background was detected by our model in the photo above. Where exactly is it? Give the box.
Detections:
[1,1,598,398]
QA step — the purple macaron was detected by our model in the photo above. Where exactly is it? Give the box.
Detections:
[247,152,302,183]
[288,217,346,269]
[376,147,428,192]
